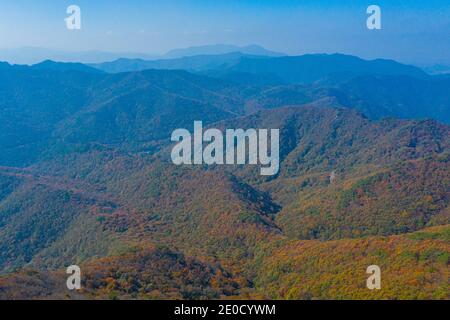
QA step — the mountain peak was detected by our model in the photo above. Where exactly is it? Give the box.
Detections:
[31,60,104,73]
[164,44,285,59]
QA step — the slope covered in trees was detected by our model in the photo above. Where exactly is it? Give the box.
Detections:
[253,225,449,300]
[0,59,448,300]
[1,226,447,300]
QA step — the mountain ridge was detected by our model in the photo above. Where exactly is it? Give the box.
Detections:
[0,54,448,300]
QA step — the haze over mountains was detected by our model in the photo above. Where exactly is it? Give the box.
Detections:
[0,46,449,299]
[91,52,427,79]
[0,44,284,65]
[164,44,285,59]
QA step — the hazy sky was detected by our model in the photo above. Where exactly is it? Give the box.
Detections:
[0,0,449,64]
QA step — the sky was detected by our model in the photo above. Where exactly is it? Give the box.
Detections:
[0,0,449,65]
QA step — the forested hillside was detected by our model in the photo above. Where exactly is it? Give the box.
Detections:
[0,57,448,300]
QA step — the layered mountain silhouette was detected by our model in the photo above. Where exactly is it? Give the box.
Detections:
[92,52,427,81]
[0,44,284,65]
[0,53,448,299]
[164,44,285,58]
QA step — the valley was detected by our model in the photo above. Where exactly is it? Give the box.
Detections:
[0,53,448,300]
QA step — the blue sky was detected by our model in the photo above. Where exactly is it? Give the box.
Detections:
[0,0,449,64]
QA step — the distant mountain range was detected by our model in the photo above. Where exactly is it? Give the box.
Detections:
[90,52,255,74]
[164,44,285,58]
[2,53,448,129]
[423,64,450,75]
[0,47,160,65]
[0,44,284,65]
[91,53,428,82]
[0,50,448,300]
